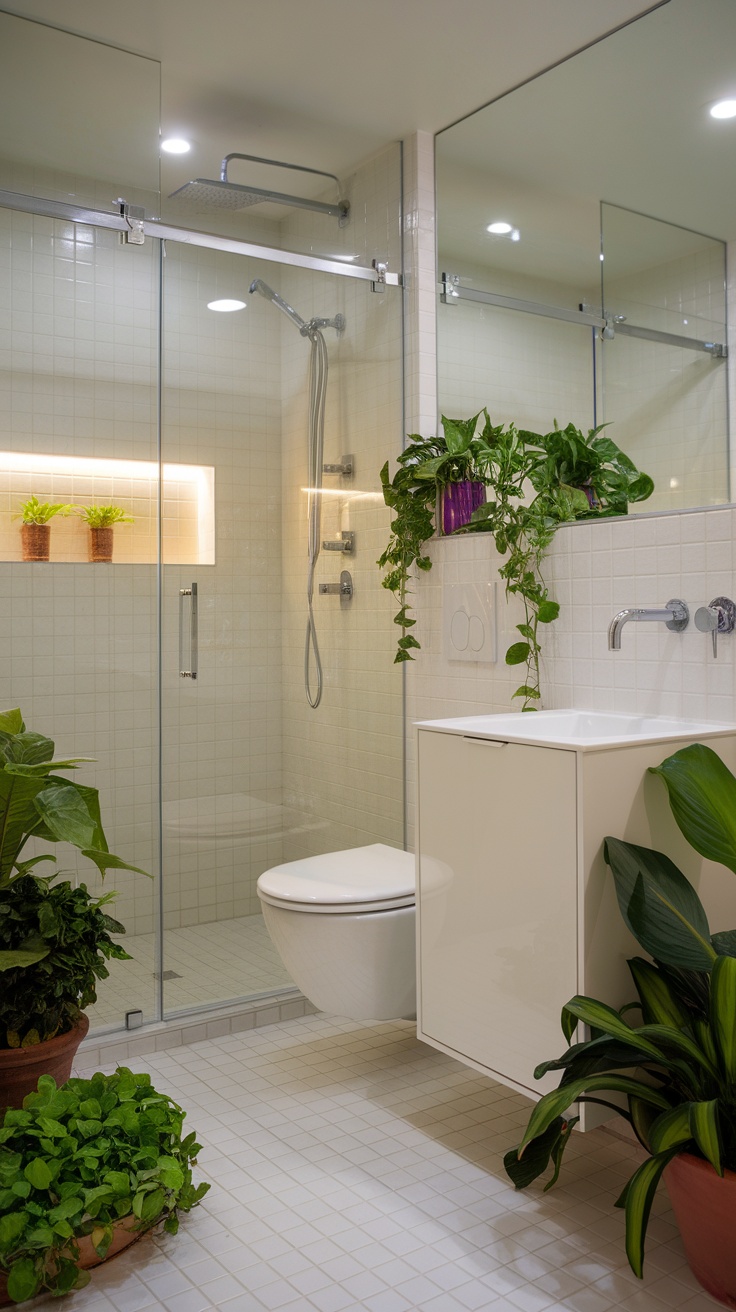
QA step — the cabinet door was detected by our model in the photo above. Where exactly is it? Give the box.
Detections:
[417,730,578,1096]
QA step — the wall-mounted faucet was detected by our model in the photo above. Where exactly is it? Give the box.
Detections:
[608,598,689,650]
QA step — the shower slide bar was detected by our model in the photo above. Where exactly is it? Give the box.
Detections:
[179,584,198,680]
[0,189,402,287]
[440,273,727,358]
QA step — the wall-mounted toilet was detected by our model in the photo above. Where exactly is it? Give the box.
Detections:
[257,843,416,1021]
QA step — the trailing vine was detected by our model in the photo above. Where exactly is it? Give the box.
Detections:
[379,412,653,706]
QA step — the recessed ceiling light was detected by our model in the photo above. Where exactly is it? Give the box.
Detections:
[161,137,191,154]
[710,100,736,120]
[207,299,246,312]
[487,221,513,234]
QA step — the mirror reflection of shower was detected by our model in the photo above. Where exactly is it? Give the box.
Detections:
[249,278,345,709]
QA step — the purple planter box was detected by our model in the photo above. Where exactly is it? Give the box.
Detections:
[440,481,486,535]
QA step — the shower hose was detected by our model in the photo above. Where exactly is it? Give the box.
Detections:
[304,328,328,708]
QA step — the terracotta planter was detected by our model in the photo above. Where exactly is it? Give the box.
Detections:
[439,481,486,535]
[20,523,50,562]
[0,1214,145,1306]
[665,1152,736,1307]
[0,1014,89,1111]
[89,526,113,563]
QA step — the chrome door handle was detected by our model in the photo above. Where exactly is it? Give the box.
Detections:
[179,583,198,679]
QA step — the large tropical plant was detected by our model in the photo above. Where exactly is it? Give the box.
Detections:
[0,708,147,1047]
[505,742,736,1278]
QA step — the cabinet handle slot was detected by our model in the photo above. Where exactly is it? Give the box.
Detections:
[462,736,507,746]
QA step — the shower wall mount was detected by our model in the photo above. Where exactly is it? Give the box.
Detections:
[169,152,350,225]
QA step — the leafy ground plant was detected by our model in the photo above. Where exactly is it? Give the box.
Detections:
[504,742,736,1278]
[0,707,147,1048]
[0,1067,210,1302]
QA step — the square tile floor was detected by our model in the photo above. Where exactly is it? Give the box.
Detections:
[28,1013,719,1311]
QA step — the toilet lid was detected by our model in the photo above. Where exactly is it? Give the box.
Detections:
[257,843,415,913]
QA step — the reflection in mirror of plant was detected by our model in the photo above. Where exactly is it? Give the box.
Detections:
[378,411,653,708]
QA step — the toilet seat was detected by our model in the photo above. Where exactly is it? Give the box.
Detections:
[257,843,415,915]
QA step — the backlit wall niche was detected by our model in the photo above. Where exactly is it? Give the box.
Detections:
[0,453,215,563]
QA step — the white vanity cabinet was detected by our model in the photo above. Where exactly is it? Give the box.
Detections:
[415,716,736,1104]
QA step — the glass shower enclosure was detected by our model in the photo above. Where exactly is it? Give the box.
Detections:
[0,12,405,1038]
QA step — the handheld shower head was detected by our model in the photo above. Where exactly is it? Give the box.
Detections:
[249,278,308,333]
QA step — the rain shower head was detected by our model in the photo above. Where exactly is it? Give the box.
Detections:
[168,152,349,224]
[249,279,308,333]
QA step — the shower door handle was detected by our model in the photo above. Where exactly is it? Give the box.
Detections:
[179,583,198,679]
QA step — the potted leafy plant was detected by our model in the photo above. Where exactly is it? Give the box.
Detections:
[15,499,75,562]
[75,505,134,563]
[378,412,653,707]
[505,741,736,1305]
[0,1066,210,1303]
[0,708,147,1108]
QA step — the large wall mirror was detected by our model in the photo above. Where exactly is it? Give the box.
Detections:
[436,0,734,516]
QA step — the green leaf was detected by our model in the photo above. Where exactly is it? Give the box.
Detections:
[604,837,716,970]
[505,641,531,666]
[6,1257,40,1304]
[537,601,560,623]
[628,958,690,1029]
[0,1210,28,1246]
[712,930,736,958]
[24,1157,52,1190]
[648,1105,691,1153]
[561,996,665,1061]
[710,953,736,1080]
[620,1148,681,1278]
[0,944,50,972]
[33,783,97,849]
[504,1114,578,1189]
[650,743,736,875]
[517,1073,671,1158]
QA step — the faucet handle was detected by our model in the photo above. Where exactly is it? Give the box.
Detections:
[694,596,736,658]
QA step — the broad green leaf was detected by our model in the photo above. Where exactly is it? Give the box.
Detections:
[561,996,665,1061]
[6,1257,39,1304]
[650,743,736,875]
[628,958,690,1029]
[710,953,736,1080]
[441,412,480,455]
[604,837,716,971]
[81,848,150,879]
[518,1073,671,1157]
[0,945,50,972]
[505,641,530,666]
[537,600,560,623]
[33,783,96,849]
[690,1099,722,1175]
[0,708,24,735]
[504,1114,578,1189]
[24,1157,52,1190]
[636,1023,718,1082]
[0,1210,28,1245]
[648,1105,691,1153]
[620,1148,681,1278]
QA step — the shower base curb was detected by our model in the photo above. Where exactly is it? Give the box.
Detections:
[76,990,316,1071]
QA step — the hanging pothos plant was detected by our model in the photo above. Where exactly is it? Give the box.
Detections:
[378,411,653,708]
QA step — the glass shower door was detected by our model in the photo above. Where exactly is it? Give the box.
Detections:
[0,206,161,1034]
[159,240,405,1016]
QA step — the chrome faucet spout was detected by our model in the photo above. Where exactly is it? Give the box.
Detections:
[608,599,689,650]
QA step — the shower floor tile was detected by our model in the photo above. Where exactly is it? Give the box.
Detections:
[88,914,293,1030]
[27,1013,716,1312]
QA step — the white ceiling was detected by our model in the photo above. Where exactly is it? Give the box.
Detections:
[1,0,660,195]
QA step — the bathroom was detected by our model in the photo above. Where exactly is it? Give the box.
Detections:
[1,0,736,1308]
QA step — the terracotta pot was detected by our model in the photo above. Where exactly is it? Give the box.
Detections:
[89,526,113,563]
[0,1014,89,1111]
[439,481,486,535]
[20,523,50,562]
[0,1214,145,1306]
[665,1152,736,1307]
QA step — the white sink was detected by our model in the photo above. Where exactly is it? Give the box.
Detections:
[415,709,736,750]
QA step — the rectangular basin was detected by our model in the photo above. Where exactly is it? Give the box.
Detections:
[415,708,736,750]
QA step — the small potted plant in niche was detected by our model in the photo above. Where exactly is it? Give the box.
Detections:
[378,411,653,706]
[16,498,75,562]
[76,504,134,563]
[0,707,148,1108]
[0,1067,210,1304]
[505,742,736,1306]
